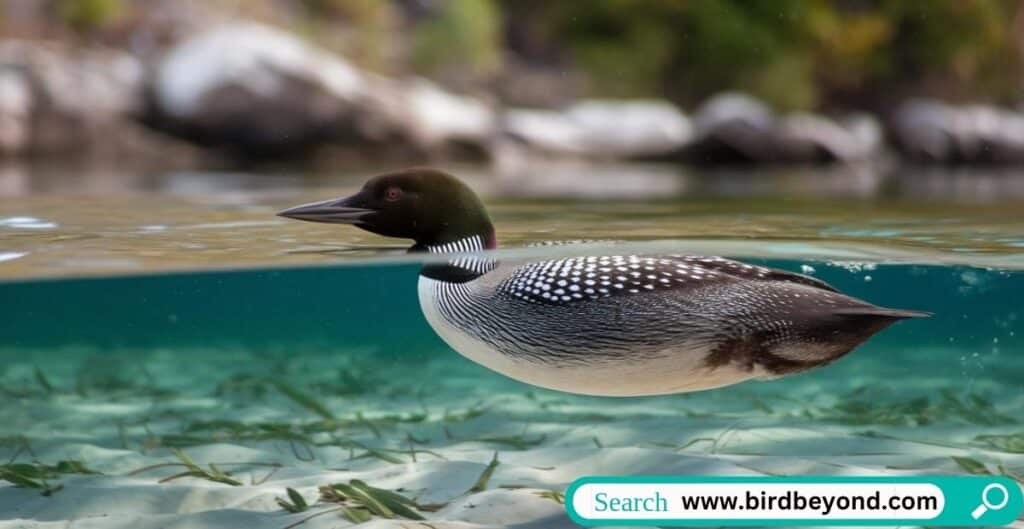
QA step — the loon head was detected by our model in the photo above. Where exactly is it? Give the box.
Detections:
[278,167,496,251]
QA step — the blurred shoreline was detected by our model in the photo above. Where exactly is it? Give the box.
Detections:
[4,2,1024,168]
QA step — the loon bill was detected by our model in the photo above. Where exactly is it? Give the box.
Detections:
[279,167,930,397]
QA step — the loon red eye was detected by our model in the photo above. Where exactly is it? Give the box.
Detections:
[384,187,403,201]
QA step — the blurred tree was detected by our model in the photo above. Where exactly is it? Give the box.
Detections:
[502,0,1024,110]
[54,0,123,34]
[411,0,502,82]
[297,0,398,71]
[13,0,1024,110]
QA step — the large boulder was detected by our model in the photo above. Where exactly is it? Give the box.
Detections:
[687,92,775,162]
[502,99,692,159]
[891,99,1024,163]
[152,23,368,153]
[774,113,882,163]
[0,40,162,157]
[151,23,495,157]
[684,92,881,164]
[370,78,496,156]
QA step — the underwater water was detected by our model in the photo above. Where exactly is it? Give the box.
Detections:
[1,165,1023,528]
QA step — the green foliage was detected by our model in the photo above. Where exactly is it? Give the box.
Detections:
[412,0,502,78]
[508,0,1024,109]
[806,387,1015,427]
[55,0,123,33]
[276,487,310,513]
[974,432,1024,453]
[159,449,242,486]
[298,0,397,70]
[952,456,990,475]
[319,479,425,521]
[469,452,500,493]
[0,459,101,496]
[535,489,565,504]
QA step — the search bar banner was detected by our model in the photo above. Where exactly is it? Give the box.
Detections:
[566,476,1023,526]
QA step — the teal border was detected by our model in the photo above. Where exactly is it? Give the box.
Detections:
[565,475,1024,527]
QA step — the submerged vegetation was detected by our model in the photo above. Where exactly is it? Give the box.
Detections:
[0,460,101,496]
[319,480,426,522]
[159,449,243,486]
[0,345,1019,518]
[801,387,1017,427]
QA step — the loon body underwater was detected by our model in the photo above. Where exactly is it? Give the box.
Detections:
[279,168,930,396]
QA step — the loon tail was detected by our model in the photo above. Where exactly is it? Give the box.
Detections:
[834,307,932,319]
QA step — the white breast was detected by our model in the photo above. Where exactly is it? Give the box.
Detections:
[417,276,769,396]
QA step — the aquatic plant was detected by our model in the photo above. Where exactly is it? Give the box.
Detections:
[319,479,425,522]
[271,381,335,420]
[72,358,173,398]
[0,460,101,496]
[805,387,1015,427]
[471,433,546,450]
[0,464,63,495]
[33,367,54,394]
[280,454,503,526]
[442,402,490,422]
[974,432,1024,453]
[157,449,242,486]
[951,456,1023,485]
[952,456,990,475]
[276,487,310,513]
[469,452,500,493]
[0,436,35,460]
[535,489,565,504]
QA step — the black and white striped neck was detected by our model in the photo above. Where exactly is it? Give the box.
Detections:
[419,235,496,284]
[423,235,490,254]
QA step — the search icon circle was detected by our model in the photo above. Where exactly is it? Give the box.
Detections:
[971,483,1010,520]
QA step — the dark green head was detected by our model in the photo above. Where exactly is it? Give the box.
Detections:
[278,168,495,250]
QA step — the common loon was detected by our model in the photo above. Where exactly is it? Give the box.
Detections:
[279,167,929,396]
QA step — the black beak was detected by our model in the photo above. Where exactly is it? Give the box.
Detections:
[277,195,375,225]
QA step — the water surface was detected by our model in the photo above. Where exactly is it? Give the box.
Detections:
[1,163,1022,528]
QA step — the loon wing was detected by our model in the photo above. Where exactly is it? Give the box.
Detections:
[525,243,837,293]
[495,254,839,305]
[665,255,839,293]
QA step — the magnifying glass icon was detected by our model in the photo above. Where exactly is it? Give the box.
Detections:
[971,483,1010,519]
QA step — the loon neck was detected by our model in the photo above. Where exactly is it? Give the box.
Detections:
[417,232,498,283]
[422,233,494,254]
[415,228,497,254]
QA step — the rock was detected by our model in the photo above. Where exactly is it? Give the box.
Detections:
[502,99,691,159]
[152,22,367,153]
[0,40,150,157]
[565,100,692,157]
[687,92,775,162]
[151,22,496,157]
[775,113,882,163]
[0,69,31,154]
[892,99,1024,163]
[388,78,495,154]
[685,92,880,163]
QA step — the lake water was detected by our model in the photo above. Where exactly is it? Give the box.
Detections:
[0,162,1022,528]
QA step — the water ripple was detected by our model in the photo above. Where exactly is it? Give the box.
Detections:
[0,216,58,229]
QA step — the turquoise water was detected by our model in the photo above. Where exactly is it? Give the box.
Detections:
[1,165,1023,527]
[1,256,1021,456]
[0,258,1018,361]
